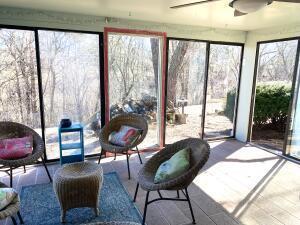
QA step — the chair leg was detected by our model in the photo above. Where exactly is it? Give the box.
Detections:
[9,167,13,188]
[142,191,150,225]
[42,157,52,183]
[177,190,180,198]
[126,151,131,180]
[185,188,196,224]
[133,183,139,202]
[114,151,117,160]
[11,216,17,225]
[61,210,66,223]
[136,146,143,164]
[17,211,24,224]
[157,190,163,198]
[98,148,104,164]
[94,207,99,216]
[23,165,26,173]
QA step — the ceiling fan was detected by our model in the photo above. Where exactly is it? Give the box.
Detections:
[170,0,300,16]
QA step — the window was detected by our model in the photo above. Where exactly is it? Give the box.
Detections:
[205,44,242,138]
[250,40,298,151]
[0,28,41,134]
[38,30,101,159]
[165,39,207,144]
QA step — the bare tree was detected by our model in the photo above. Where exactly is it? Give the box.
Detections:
[150,38,159,92]
[257,41,297,83]
[0,29,39,127]
[168,41,189,103]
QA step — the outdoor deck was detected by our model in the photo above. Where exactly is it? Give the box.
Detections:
[1,140,299,225]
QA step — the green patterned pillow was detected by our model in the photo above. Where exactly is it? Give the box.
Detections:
[0,188,17,210]
[154,147,190,183]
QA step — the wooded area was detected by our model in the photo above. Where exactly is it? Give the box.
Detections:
[0,30,40,128]
[0,29,100,130]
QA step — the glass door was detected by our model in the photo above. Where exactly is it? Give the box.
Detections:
[105,28,166,148]
[250,40,298,151]
[286,50,300,159]
[205,44,243,138]
[165,39,207,144]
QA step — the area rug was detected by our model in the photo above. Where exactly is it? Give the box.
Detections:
[20,172,142,225]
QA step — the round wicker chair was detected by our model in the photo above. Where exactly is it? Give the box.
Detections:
[133,138,210,225]
[0,182,24,225]
[98,113,148,179]
[0,122,52,187]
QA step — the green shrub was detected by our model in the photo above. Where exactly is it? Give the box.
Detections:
[224,89,236,122]
[253,84,291,131]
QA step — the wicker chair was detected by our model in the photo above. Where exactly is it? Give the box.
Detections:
[0,122,52,187]
[0,182,24,225]
[98,113,148,179]
[133,138,210,225]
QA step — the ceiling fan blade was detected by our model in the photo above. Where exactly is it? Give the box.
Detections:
[170,0,220,9]
[234,9,248,16]
[274,0,300,2]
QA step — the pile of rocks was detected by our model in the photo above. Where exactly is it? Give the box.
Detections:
[110,94,158,122]
[110,95,187,125]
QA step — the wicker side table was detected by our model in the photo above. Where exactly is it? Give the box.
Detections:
[53,161,103,223]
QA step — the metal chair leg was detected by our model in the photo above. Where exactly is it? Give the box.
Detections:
[114,151,117,160]
[61,210,66,223]
[126,151,131,179]
[157,190,163,198]
[17,211,24,224]
[136,146,143,164]
[9,167,13,188]
[23,165,26,173]
[177,190,180,198]
[133,183,139,202]
[11,216,17,225]
[185,188,196,224]
[98,148,104,164]
[142,191,150,225]
[42,157,52,183]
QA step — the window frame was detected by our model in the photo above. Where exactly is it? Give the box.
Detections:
[165,37,244,142]
[0,24,105,163]
[247,36,300,161]
[104,27,167,148]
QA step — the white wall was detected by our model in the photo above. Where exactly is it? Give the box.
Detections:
[235,23,300,142]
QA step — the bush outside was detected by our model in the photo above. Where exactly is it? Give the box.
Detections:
[224,89,236,122]
[224,84,291,131]
[253,84,291,131]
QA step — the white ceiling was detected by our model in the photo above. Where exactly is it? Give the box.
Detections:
[1,0,300,31]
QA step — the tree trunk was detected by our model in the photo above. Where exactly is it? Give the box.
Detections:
[49,64,56,125]
[150,38,159,93]
[20,56,31,126]
[13,62,24,123]
[168,42,189,103]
